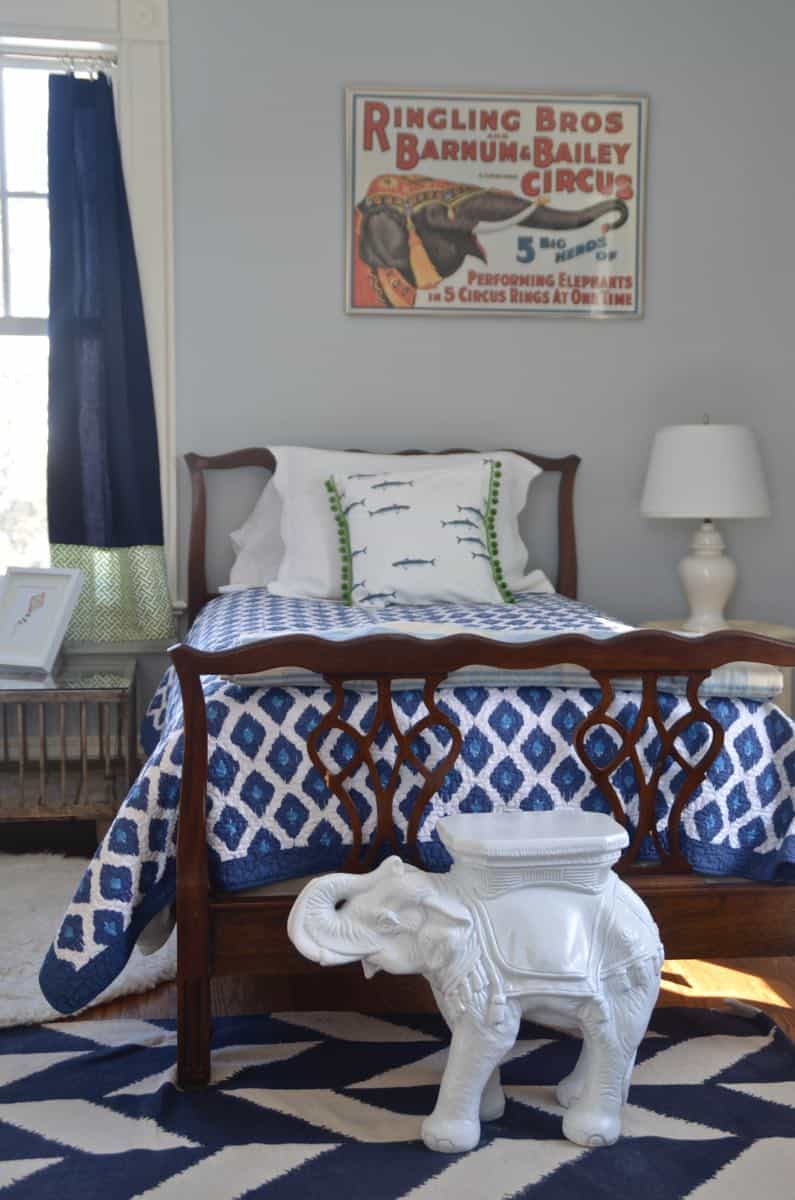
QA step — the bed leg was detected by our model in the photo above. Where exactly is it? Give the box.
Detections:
[171,653,213,1089]
[177,973,212,1088]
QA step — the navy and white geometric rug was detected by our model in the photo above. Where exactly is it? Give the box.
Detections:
[0,1008,793,1198]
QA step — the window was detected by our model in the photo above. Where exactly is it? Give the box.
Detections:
[0,61,51,572]
[0,12,175,602]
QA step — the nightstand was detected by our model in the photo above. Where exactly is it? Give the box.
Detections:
[641,619,795,716]
[0,659,137,838]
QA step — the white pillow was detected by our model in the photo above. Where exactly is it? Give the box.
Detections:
[329,461,514,605]
[268,446,551,599]
[228,481,284,587]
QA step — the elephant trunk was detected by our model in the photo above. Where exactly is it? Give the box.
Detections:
[287,871,379,967]
[520,199,629,231]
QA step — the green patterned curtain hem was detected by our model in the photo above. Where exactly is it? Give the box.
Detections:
[51,545,175,642]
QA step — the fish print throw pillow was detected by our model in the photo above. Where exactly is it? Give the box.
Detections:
[326,460,515,606]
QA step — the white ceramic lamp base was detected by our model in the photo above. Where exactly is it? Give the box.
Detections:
[678,520,737,633]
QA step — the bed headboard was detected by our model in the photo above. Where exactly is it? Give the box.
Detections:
[184,448,580,624]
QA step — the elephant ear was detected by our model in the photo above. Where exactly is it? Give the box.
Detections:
[419,892,473,974]
[421,892,472,928]
[358,208,412,277]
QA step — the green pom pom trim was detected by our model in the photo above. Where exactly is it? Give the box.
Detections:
[483,460,515,604]
[325,476,354,605]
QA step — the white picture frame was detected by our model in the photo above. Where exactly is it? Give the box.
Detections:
[0,567,84,675]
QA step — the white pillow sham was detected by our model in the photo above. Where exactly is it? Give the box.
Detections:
[328,461,511,606]
[267,446,552,599]
[228,480,284,588]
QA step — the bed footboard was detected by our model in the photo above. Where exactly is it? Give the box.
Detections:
[169,629,795,1085]
[172,629,795,875]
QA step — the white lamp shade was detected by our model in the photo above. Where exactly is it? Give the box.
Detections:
[641,424,770,519]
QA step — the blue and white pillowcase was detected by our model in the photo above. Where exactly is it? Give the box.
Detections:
[328,460,521,606]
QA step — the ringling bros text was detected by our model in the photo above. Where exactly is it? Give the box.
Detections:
[361,102,636,202]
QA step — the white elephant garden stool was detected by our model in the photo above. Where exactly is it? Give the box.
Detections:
[288,810,664,1154]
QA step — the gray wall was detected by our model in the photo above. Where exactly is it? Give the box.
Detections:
[169,0,795,625]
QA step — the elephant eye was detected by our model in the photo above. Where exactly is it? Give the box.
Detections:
[334,898,347,911]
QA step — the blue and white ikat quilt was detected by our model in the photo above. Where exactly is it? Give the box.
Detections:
[40,591,795,1015]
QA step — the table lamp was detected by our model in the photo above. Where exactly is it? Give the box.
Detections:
[641,423,770,633]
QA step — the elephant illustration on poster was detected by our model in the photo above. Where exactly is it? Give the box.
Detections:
[352,173,629,308]
[288,812,663,1154]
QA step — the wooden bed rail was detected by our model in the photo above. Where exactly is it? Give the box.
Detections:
[171,628,795,878]
[184,447,580,623]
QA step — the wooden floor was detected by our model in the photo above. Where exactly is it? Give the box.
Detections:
[71,957,795,1041]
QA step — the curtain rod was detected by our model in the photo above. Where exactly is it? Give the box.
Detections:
[0,49,118,70]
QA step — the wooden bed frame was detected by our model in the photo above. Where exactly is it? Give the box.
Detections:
[173,447,795,1087]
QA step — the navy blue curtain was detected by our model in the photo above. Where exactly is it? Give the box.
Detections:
[47,73,163,548]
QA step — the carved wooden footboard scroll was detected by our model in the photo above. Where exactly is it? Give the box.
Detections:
[170,629,795,881]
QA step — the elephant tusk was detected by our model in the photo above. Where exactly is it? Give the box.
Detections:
[362,959,380,980]
[475,199,544,236]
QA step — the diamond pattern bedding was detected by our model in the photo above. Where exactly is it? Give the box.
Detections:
[40,590,795,1015]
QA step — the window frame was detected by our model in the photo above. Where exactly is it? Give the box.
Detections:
[0,56,51,333]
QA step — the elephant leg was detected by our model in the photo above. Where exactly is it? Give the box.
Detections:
[563,962,659,1148]
[621,1052,638,1105]
[433,993,505,1124]
[479,1067,505,1122]
[556,1039,590,1109]
[561,1000,625,1148]
[422,1010,519,1153]
[618,959,660,1105]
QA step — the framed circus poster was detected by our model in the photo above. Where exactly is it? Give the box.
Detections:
[345,88,647,317]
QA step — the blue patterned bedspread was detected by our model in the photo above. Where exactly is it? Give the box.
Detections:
[40,591,795,1014]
